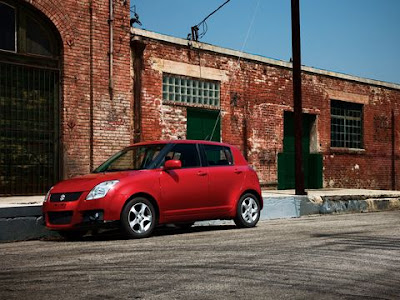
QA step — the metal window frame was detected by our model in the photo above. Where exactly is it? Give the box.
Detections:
[330,100,363,149]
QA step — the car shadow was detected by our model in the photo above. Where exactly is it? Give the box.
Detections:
[42,224,239,242]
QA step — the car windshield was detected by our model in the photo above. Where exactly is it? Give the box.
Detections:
[93,144,166,173]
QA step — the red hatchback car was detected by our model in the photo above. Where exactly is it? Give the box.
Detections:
[43,140,262,239]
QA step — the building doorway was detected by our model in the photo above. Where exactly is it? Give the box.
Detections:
[0,1,61,195]
[186,108,221,142]
[278,112,322,189]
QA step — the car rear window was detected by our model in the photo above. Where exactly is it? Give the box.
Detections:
[203,145,233,166]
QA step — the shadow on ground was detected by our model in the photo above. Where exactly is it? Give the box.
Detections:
[41,224,238,242]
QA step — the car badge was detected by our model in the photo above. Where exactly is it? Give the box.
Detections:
[60,194,66,201]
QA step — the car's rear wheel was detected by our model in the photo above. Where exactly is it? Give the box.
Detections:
[58,230,87,241]
[234,193,260,228]
[121,197,156,239]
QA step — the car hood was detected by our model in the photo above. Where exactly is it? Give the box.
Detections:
[51,171,139,193]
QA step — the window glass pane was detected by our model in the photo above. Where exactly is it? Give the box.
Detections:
[204,145,233,166]
[26,16,53,56]
[162,74,220,107]
[163,144,200,168]
[0,3,16,51]
[331,100,363,149]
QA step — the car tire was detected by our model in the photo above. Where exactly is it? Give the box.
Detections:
[234,193,260,228]
[58,230,87,241]
[121,197,156,239]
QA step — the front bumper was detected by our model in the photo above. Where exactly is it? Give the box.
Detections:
[42,191,124,230]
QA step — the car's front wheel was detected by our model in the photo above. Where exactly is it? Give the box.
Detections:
[234,193,260,228]
[121,197,156,239]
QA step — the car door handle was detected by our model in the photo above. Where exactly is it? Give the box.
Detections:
[197,171,208,176]
[234,169,243,174]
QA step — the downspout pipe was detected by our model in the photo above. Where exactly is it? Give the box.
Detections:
[108,0,114,100]
[131,37,146,143]
[89,0,94,170]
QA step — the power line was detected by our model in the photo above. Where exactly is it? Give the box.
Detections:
[197,0,231,28]
[188,0,231,41]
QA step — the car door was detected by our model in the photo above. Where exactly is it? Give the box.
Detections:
[202,144,246,215]
[159,143,209,222]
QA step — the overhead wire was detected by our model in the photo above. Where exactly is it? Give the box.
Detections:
[189,0,231,41]
[208,0,261,141]
[238,0,261,64]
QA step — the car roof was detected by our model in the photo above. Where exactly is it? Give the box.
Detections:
[130,140,233,148]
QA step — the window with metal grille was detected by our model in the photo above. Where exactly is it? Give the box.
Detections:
[331,100,363,149]
[0,0,59,58]
[0,1,61,195]
[162,74,220,107]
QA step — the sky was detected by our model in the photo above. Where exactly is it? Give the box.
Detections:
[131,0,400,85]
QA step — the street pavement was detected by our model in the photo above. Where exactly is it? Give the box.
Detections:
[0,211,399,299]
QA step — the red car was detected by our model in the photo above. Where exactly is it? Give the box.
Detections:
[43,140,262,239]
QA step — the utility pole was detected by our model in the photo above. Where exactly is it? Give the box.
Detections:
[392,110,396,190]
[291,0,306,195]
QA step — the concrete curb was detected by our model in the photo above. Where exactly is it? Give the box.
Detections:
[260,195,400,220]
[0,205,59,242]
[320,197,400,214]
[1,193,399,242]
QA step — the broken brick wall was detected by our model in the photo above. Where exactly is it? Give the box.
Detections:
[136,34,400,189]
[28,0,132,179]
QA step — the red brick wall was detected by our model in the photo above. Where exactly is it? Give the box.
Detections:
[27,0,132,178]
[17,3,400,190]
[137,37,400,189]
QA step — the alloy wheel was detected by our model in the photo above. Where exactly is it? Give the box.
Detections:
[128,202,153,234]
[240,196,259,224]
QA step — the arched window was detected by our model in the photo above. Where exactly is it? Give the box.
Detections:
[0,0,59,58]
[0,0,61,195]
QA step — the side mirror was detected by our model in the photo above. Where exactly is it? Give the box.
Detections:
[164,159,182,171]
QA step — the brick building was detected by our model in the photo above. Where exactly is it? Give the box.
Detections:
[1,1,400,195]
[131,28,400,190]
[0,0,132,195]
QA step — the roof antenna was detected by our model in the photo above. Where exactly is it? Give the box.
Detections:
[130,5,142,27]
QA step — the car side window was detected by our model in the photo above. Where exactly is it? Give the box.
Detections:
[163,144,200,168]
[203,145,233,166]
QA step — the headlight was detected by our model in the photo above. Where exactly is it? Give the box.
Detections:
[44,186,53,203]
[86,180,119,200]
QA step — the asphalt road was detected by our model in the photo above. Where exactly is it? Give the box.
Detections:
[1,211,399,300]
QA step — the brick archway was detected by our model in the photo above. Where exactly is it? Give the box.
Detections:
[22,0,76,48]
[0,0,63,195]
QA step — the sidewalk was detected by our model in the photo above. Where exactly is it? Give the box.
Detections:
[260,188,400,220]
[1,189,400,242]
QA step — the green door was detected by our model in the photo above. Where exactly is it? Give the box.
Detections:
[278,112,322,189]
[187,109,220,142]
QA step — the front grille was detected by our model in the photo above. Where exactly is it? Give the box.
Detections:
[50,192,83,202]
[48,211,73,225]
